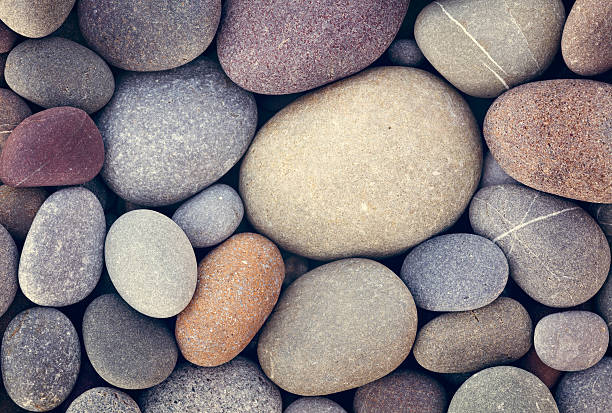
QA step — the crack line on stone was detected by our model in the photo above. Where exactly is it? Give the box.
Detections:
[502,0,541,72]
[479,59,510,90]
[14,160,51,187]
[493,207,580,242]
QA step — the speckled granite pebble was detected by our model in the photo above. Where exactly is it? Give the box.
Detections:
[596,271,612,346]
[479,151,518,188]
[258,258,417,395]
[470,184,610,307]
[176,232,283,366]
[0,88,31,152]
[98,57,257,206]
[386,38,425,67]
[83,294,178,390]
[139,359,282,413]
[1,307,80,412]
[484,80,612,203]
[66,387,141,413]
[518,347,562,388]
[448,366,559,413]
[0,0,75,38]
[555,357,612,413]
[0,186,46,241]
[105,209,196,318]
[0,224,17,317]
[286,397,347,413]
[0,21,16,53]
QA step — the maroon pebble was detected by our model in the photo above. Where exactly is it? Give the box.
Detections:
[517,347,562,389]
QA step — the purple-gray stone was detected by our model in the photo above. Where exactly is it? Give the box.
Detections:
[555,357,612,413]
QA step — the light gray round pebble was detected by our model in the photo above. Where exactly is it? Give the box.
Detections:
[555,357,612,413]
[285,397,347,413]
[479,151,518,188]
[66,387,141,413]
[0,224,17,317]
[386,39,425,67]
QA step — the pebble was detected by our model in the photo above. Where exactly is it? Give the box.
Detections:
[413,297,532,373]
[448,366,559,413]
[590,203,612,241]
[1,307,80,411]
[0,186,46,241]
[66,387,141,413]
[596,271,611,346]
[0,224,17,317]
[78,0,221,71]
[400,233,508,311]
[217,0,409,94]
[0,21,16,53]
[105,209,197,318]
[470,184,610,307]
[281,253,309,290]
[172,184,244,248]
[0,107,104,187]
[286,398,347,413]
[240,67,481,260]
[77,176,115,212]
[139,358,282,413]
[4,37,114,113]
[415,0,565,98]
[484,79,612,203]
[518,347,562,388]
[479,151,518,188]
[257,258,417,395]
[0,0,75,38]
[98,57,257,206]
[0,88,32,152]
[555,356,612,413]
[82,294,178,390]
[386,39,425,67]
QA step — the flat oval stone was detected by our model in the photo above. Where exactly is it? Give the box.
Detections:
[78,0,221,71]
[0,186,46,241]
[18,187,104,306]
[172,184,244,248]
[105,209,197,318]
[240,67,481,260]
[415,0,564,98]
[0,21,16,53]
[139,359,282,412]
[448,366,559,413]
[0,224,17,317]
[386,39,425,67]
[0,88,31,152]
[258,258,417,395]
[176,232,283,366]
[555,357,612,413]
[1,307,80,411]
[98,57,257,206]
[0,107,104,187]
[400,233,508,311]
[83,294,178,390]
[0,0,75,38]
[67,387,141,413]
[479,151,518,188]
[562,0,612,76]
[354,370,447,413]
[217,0,409,94]
[484,79,612,203]
[286,398,347,413]
[5,37,114,113]
[469,184,610,307]
[413,297,532,373]
[535,311,609,371]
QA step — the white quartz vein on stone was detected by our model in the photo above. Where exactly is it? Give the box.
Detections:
[502,0,541,72]
[493,207,580,242]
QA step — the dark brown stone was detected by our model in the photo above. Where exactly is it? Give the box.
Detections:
[0,21,16,53]
[517,347,561,388]
[0,185,46,241]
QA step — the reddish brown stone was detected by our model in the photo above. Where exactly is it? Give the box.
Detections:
[518,347,561,389]
[0,88,31,153]
[0,107,104,187]
[0,21,16,53]
[0,185,46,241]
[484,79,612,203]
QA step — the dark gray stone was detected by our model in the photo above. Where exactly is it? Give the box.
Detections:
[286,397,347,413]
[596,270,612,347]
[589,203,612,240]
[479,151,518,188]
[555,357,612,413]
[66,387,141,413]
[1,307,80,412]
[400,233,508,311]
[386,39,425,67]
[0,224,17,317]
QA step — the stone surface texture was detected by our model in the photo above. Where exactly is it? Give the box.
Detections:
[0,21,16,53]
[0,224,17,317]
[0,185,46,241]
[0,88,32,152]
[66,387,141,413]
[479,150,518,188]
[555,357,612,413]
[386,39,425,67]
[596,270,612,345]
[518,347,562,388]
[0,0,75,38]
[285,397,347,413]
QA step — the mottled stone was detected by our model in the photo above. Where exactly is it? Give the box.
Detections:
[484,79,612,203]
[67,387,140,413]
[1,307,80,411]
[401,233,508,311]
[562,0,612,75]
[172,184,244,248]
[286,397,347,413]
[555,357,612,413]
[469,184,611,307]
[258,258,417,395]
[0,88,31,152]
[240,67,481,260]
[386,39,425,67]
[0,224,17,317]
[479,151,518,188]
[139,359,282,413]
[0,186,46,241]
[0,0,75,38]
[105,209,197,318]
[82,294,178,390]
[99,57,257,206]
[448,366,559,413]
[0,21,16,53]
[415,0,565,98]
[354,370,447,413]
[518,347,562,388]
[5,37,114,113]
[596,270,612,346]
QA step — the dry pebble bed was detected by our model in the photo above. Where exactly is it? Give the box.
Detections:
[0,1,610,412]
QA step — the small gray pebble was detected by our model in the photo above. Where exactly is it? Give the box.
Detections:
[0,224,17,317]
[66,387,141,413]
[285,397,347,413]
[555,356,612,413]
[387,39,425,67]
[479,151,518,188]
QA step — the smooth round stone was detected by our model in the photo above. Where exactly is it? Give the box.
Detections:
[0,21,16,53]
[479,151,518,188]
[590,203,612,240]
[534,311,608,371]
[596,271,612,345]
[562,0,612,76]
[413,297,532,373]
[5,37,114,113]
[286,398,347,413]
[105,209,196,318]
[400,233,508,311]
[0,107,104,187]
[0,185,46,241]
[240,67,481,260]
[0,0,75,38]
[469,184,610,307]
[555,357,612,413]
[172,184,244,248]
[67,387,141,413]
[353,370,447,413]
[139,359,282,413]
[448,366,559,413]
[83,294,178,390]
[18,187,104,307]
[518,347,562,389]
[78,0,220,72]
[386,39,425,67]
[258,258,417,395]
[0,88,31,152]
[98,57,257,206]
[0,224,17,317]
[415,0,564,98]
[1,307,80,411]
[217,0,409,94]
[484,79,612,203]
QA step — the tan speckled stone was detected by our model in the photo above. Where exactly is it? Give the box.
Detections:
[176,233,284,367]
[240,67,482,261]
[0,0,75,38]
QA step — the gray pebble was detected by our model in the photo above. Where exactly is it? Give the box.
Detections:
[386,39,425,67]
[555,356,612,413]
[0,224,17,317]
[596,270,611,347]
[285,397,347,413]
[76,176,116,211]
[479,151,518,188]
[66,387,141,413]
[589,203,612,241]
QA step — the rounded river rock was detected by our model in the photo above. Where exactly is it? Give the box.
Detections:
[555,357,612,413]
[0,88,31,152]
[0,185,46,241]
[386,39,425,67]
[286,398,347,413]
[66,387,141,413]
[0,224,17,317]
[0,0,75,38]
[479,151,518,188]
[0,21,16,53]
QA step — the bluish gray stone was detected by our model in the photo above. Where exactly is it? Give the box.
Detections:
[555,357,612,413]
[386,39,425,67]
[0,224,17,317]
[479,151,518,188]
[66,387,141,413]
